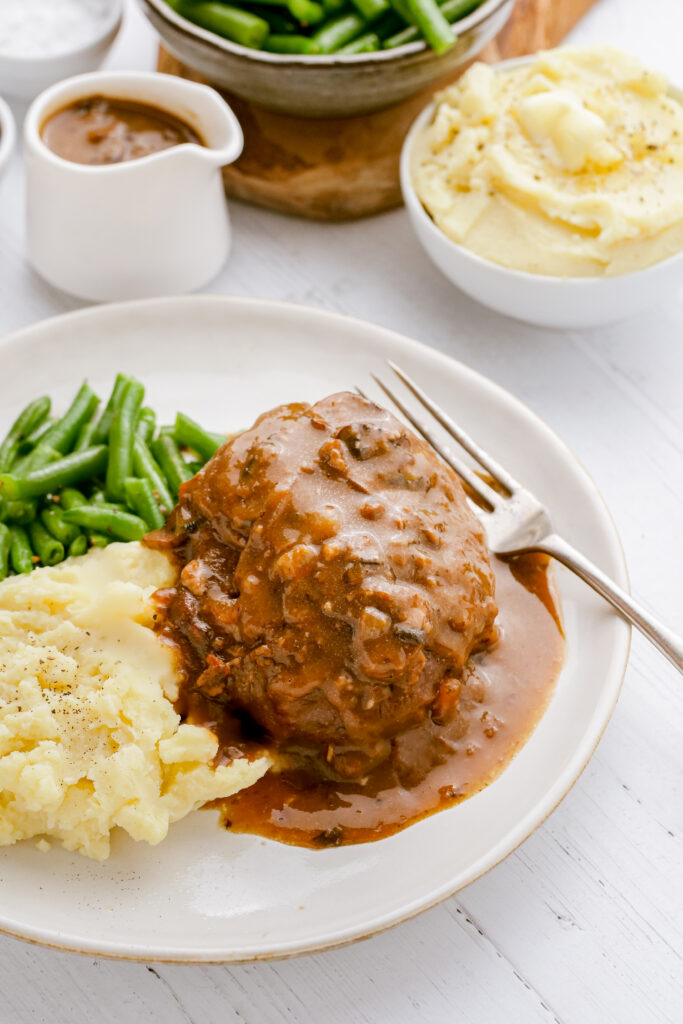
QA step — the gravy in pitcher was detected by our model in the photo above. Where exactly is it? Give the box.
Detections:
[42,96,203,166]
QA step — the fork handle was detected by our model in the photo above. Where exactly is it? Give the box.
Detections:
[539,533,683,674]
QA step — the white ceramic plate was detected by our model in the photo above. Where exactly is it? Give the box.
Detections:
[0,297,630,962]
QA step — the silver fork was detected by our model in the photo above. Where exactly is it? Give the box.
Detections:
[370,361,683,674]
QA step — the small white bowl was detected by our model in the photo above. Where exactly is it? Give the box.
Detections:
[0,0,123,101]
[0,95,16,180]
[25,70,244,301]
[400,58,683,330]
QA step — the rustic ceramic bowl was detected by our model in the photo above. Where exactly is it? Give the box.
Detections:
[139,0,513,118]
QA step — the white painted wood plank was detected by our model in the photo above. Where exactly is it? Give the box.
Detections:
[0,904,564,1024]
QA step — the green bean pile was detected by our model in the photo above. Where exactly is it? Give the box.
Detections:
[164,0,486,57]
[0,376,225,579]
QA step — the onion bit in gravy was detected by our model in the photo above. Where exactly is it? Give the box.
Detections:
[145,393,565,848]
[41,96,203,166]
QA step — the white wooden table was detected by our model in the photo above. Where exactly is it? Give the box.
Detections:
[1,1,681,1021]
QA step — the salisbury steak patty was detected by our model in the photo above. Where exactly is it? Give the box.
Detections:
[148,392,497,779]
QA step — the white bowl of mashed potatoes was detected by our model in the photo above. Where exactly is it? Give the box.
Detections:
[402,46,683,329]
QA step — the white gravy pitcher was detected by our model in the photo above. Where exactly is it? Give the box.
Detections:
[25,71,244,302]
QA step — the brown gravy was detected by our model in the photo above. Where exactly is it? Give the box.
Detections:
[41,96,202,166]
[180,552,564,848]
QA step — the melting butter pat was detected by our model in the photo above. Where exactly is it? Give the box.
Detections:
[412,46,683,277]
[516,88,622,172]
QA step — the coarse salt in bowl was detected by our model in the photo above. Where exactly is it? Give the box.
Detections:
[0,0,123,100]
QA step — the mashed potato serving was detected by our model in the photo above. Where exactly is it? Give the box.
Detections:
[0,543,270,860]
[412,46,683,277]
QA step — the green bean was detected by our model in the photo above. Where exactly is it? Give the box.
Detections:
[382,24,414,45]
[96,500,128,513]
[74,409,100,452]
[439,0,485,21]
[312,12,366,51]
[1,442,18,473]
[9,526,35,574]
[387,0,413,24]
[4,501,38,525]
[62,506,147,542]
[246,6,298,33]
[176,1,270,48]
[132,438,175,514]
[246,0,325,24]
[92,374,130,445]
[12,441,61,476]
[1,444,20,476]
[88,532,111,549]
[373,8,403,37]
[29,520,64,566]
[68,534,89,557]
[1,443,60,524]
[264,34,322,53]
[174,412,222,463]
[338,30,380,51]
[90,491,126,511]
[137,407,157,445]
[0,446,108,501]
[287,0,325,24]
[124,478,166,531]
[0,523,10,580]
[0,396,51,472]
[41,382,99,455]
[17,417,56,455]
[350,0,388,21]
[383,0,479,45]
[59,487,88,511]
[106,379,145,501]
[405,0,453,52]
[322,0,347,12]
[0,441,19,475]
[151,435,193,499]
[41,507,82,546]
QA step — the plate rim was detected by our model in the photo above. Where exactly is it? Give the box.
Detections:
[0,295,631,962]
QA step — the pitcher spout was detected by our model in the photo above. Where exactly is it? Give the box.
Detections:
[182,81,244,168]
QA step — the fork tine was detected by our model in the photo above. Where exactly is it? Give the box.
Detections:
[387,360,520,495]
[371,375,499,511]
[355,385,369,399]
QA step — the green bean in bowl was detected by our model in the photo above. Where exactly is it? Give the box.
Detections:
[0,377,227,578]
[139,0,514,117]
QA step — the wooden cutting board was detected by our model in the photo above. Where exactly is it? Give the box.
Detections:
[158,0,600,220]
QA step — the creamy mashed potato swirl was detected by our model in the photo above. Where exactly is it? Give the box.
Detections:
[0,543,270,860]
[412,46,683,277]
